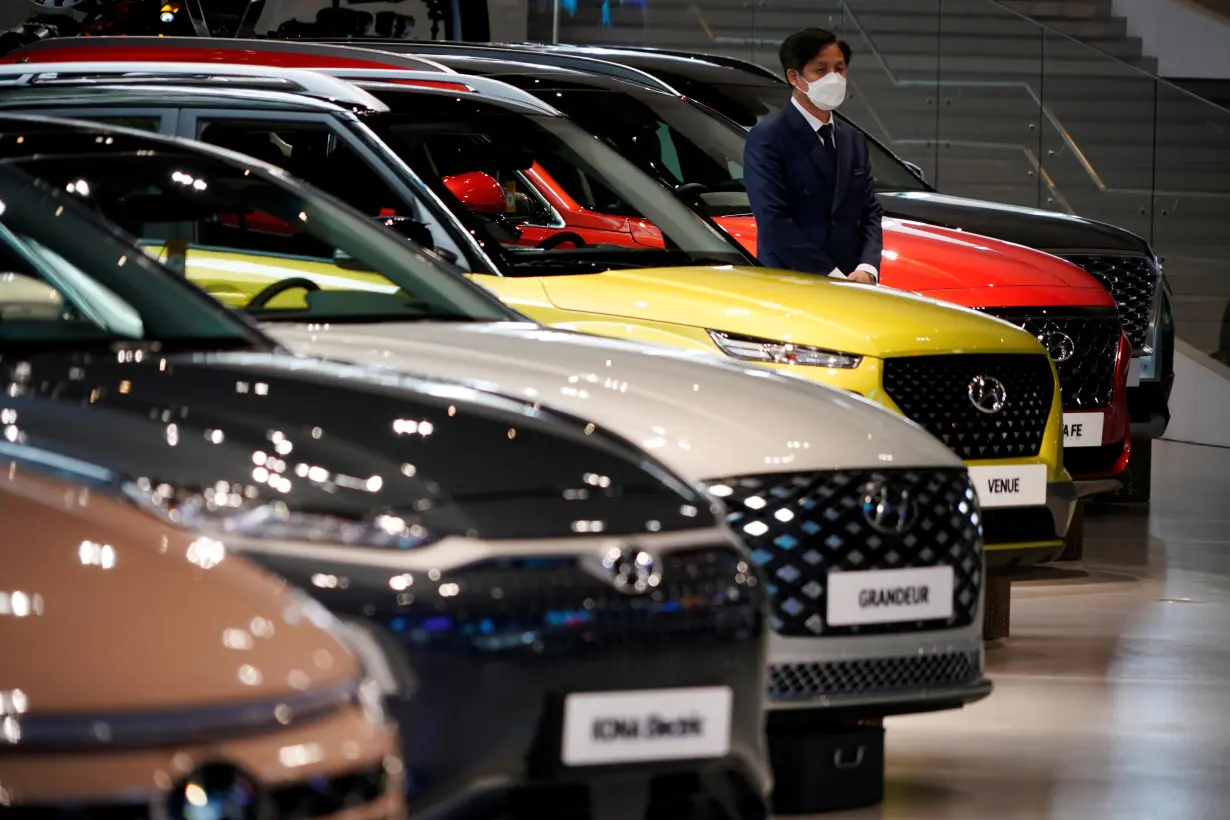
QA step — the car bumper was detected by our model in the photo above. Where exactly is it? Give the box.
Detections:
[0,703,403,816]
[392,643,772,820]
[1128,374,1174,439]
[981,478,1075,569]
[763,623,991,718]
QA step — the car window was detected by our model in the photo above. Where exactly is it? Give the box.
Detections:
[194,118,469,264]
[4,144,514,327]
[368,92,750,275]
[31,112,166,135]
[0,164,262,351]
[88,116,162,133]
[516,88,929,219]
[656,77,929,193]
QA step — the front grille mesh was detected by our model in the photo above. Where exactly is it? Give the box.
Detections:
[713,469,982,637]
[1060,254,1158,350]
[769,651,982,700]
[984,311,1122,410]
[882,353,1055,460]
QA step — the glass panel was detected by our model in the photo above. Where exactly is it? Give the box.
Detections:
[933,1,1043,207]
[841,0,942,184]
[1153,82,1230,357]
[1037,26,1156,240]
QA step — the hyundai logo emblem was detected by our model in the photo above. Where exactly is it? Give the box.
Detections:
[1039,330,1076,363]
[861,479,919,535]
[601,544,662,595]
[167,763,267,820]
[967,375,1008,414]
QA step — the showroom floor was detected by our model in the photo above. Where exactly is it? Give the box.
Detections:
[820,439,1230,819]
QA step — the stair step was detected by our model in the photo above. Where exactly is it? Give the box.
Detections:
[999,0,1115,19]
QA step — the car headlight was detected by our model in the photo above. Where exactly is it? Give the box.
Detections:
[707,329,863,368]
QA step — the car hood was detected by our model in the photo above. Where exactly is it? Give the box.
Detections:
[265,320,963,477]
[880,191,1153,255]
[533,265,1046,358]
[0,467,359,716]
[713,216,1113,306]
[0,349,707,540]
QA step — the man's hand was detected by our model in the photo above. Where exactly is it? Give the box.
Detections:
[847,269,877,285]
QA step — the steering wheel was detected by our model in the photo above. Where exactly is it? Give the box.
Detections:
[537,232,588,250]
[675,182,712,200]
[247,277,320,309]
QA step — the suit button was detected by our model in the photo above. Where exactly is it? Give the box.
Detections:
[804,188,811,195]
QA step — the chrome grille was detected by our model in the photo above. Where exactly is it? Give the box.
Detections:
[1060,254,1158,350]
[882,354,1055,460]
[712,469,982,637]
[769,651,982,700]
[983,310,1122,410]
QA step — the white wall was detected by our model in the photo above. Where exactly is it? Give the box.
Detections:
[1114,0,1230,79]
[1164,340,1230,447]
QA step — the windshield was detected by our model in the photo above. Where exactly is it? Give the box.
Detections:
[0,163,265,353]
[366,91,751,276]
[632,72,929,194]
[1,143,517,326]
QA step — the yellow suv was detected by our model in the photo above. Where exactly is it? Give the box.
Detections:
[478,266,1074,568]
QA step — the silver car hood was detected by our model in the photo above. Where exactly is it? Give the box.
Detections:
[265,321,961,481]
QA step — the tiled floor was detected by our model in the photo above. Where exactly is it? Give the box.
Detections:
[817,439,1230,819]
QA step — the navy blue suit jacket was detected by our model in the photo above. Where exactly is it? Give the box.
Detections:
[743,104,884,275]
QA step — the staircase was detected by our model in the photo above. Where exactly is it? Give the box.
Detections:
[999,0,1156,72]
[537,0,1230,355]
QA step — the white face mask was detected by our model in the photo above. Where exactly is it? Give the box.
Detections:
[795,72,847,111]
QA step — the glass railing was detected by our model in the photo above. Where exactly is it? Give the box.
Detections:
[526,0,1230,363]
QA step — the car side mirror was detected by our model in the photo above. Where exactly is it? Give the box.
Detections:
[903,160,925,181]
[442,171,507,215]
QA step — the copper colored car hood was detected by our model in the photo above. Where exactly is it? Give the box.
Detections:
[0,466,359,717]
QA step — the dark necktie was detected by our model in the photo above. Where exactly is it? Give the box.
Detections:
[817,123,835,156]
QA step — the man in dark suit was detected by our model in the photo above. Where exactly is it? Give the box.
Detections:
[744,28,883,284]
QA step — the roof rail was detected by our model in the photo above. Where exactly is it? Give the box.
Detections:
[569,45,786,83]
[0,62,389,112]
[5,36,458,75]
[304,39,680,95]
[316,69,563,115]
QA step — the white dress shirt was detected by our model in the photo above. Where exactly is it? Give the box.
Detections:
[790,97,880,284]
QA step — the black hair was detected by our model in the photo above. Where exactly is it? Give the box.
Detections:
[779,28,853,79]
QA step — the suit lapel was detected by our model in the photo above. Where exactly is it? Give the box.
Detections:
[832,118,854,214]
[782,103,834,183]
